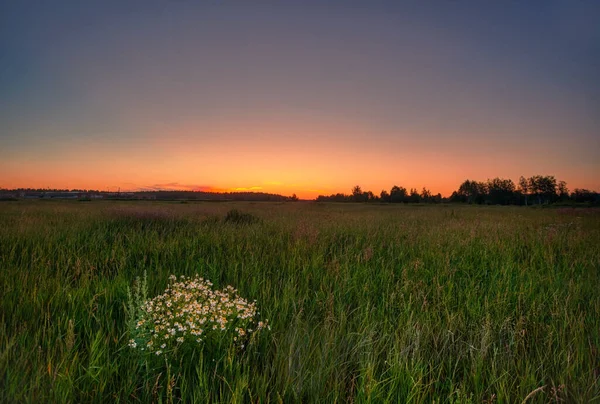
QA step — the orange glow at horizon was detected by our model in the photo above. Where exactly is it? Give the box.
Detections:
[1,115,598,200]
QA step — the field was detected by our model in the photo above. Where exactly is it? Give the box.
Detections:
[1,201,599,403]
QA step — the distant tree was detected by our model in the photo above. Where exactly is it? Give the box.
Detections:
[449,191,466,203]
[352,185,363,202]
[529,175,557,204]
[408,188,421,203]
[486,178,516,205]
[289,193,299,202]
[336,193,350,202]
[557,181,569,201]
[420,187,432,203]
[457,180,487,204]
[317,192,351,202]
[542,176,558,203]
[390,185,408,203]
[518,176,530,206]
[571,188,599,203]
[380,190,390,203]
[529,175,542,204]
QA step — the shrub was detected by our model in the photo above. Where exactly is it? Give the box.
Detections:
[126,273,269,362]
[223,209,259,225]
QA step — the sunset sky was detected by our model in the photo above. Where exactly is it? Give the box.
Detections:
[1,1,599,199]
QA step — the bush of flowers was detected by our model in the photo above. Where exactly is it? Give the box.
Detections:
[127,273,269,360]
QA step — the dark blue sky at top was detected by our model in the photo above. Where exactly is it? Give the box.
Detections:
[1,0,599,190]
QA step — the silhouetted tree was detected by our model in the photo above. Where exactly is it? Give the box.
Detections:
[352,185,364,202]
[486,178,516,205]
[557,181,569,201]
[571,188,599,203]
[420,187,432,203]
[518,176,530,206]
[449,191,466,203]
[390,185,407,203]
[380,190,390,203]
[457,180,487,204]
[408,188,421,203]
[529,175,557,204]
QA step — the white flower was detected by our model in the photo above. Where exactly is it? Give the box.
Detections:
[129,274,270,355]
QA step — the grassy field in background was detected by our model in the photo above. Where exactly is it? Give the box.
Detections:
[1,201,599,403]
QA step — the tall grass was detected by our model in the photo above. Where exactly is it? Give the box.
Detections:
[0,201,599,402]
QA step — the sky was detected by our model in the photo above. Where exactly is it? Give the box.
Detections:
[1,0,599,199]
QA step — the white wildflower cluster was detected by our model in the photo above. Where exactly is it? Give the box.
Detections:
[128,274,269,357]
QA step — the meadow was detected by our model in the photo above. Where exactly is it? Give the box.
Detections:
[0,200,598,403]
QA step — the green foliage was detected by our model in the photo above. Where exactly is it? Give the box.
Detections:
[0,201,599,402]
[126,271,148,336]
[224,209,260,225]
[126,274,269,366]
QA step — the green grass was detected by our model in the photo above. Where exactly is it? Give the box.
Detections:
[1,201,599,403]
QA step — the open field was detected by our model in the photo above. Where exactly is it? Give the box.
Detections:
[1,201,599,403]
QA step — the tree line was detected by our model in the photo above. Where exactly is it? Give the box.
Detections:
[0,188,299,202]
[143,191,299,202]
[317,185,443,203]
[316,175,599,205]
